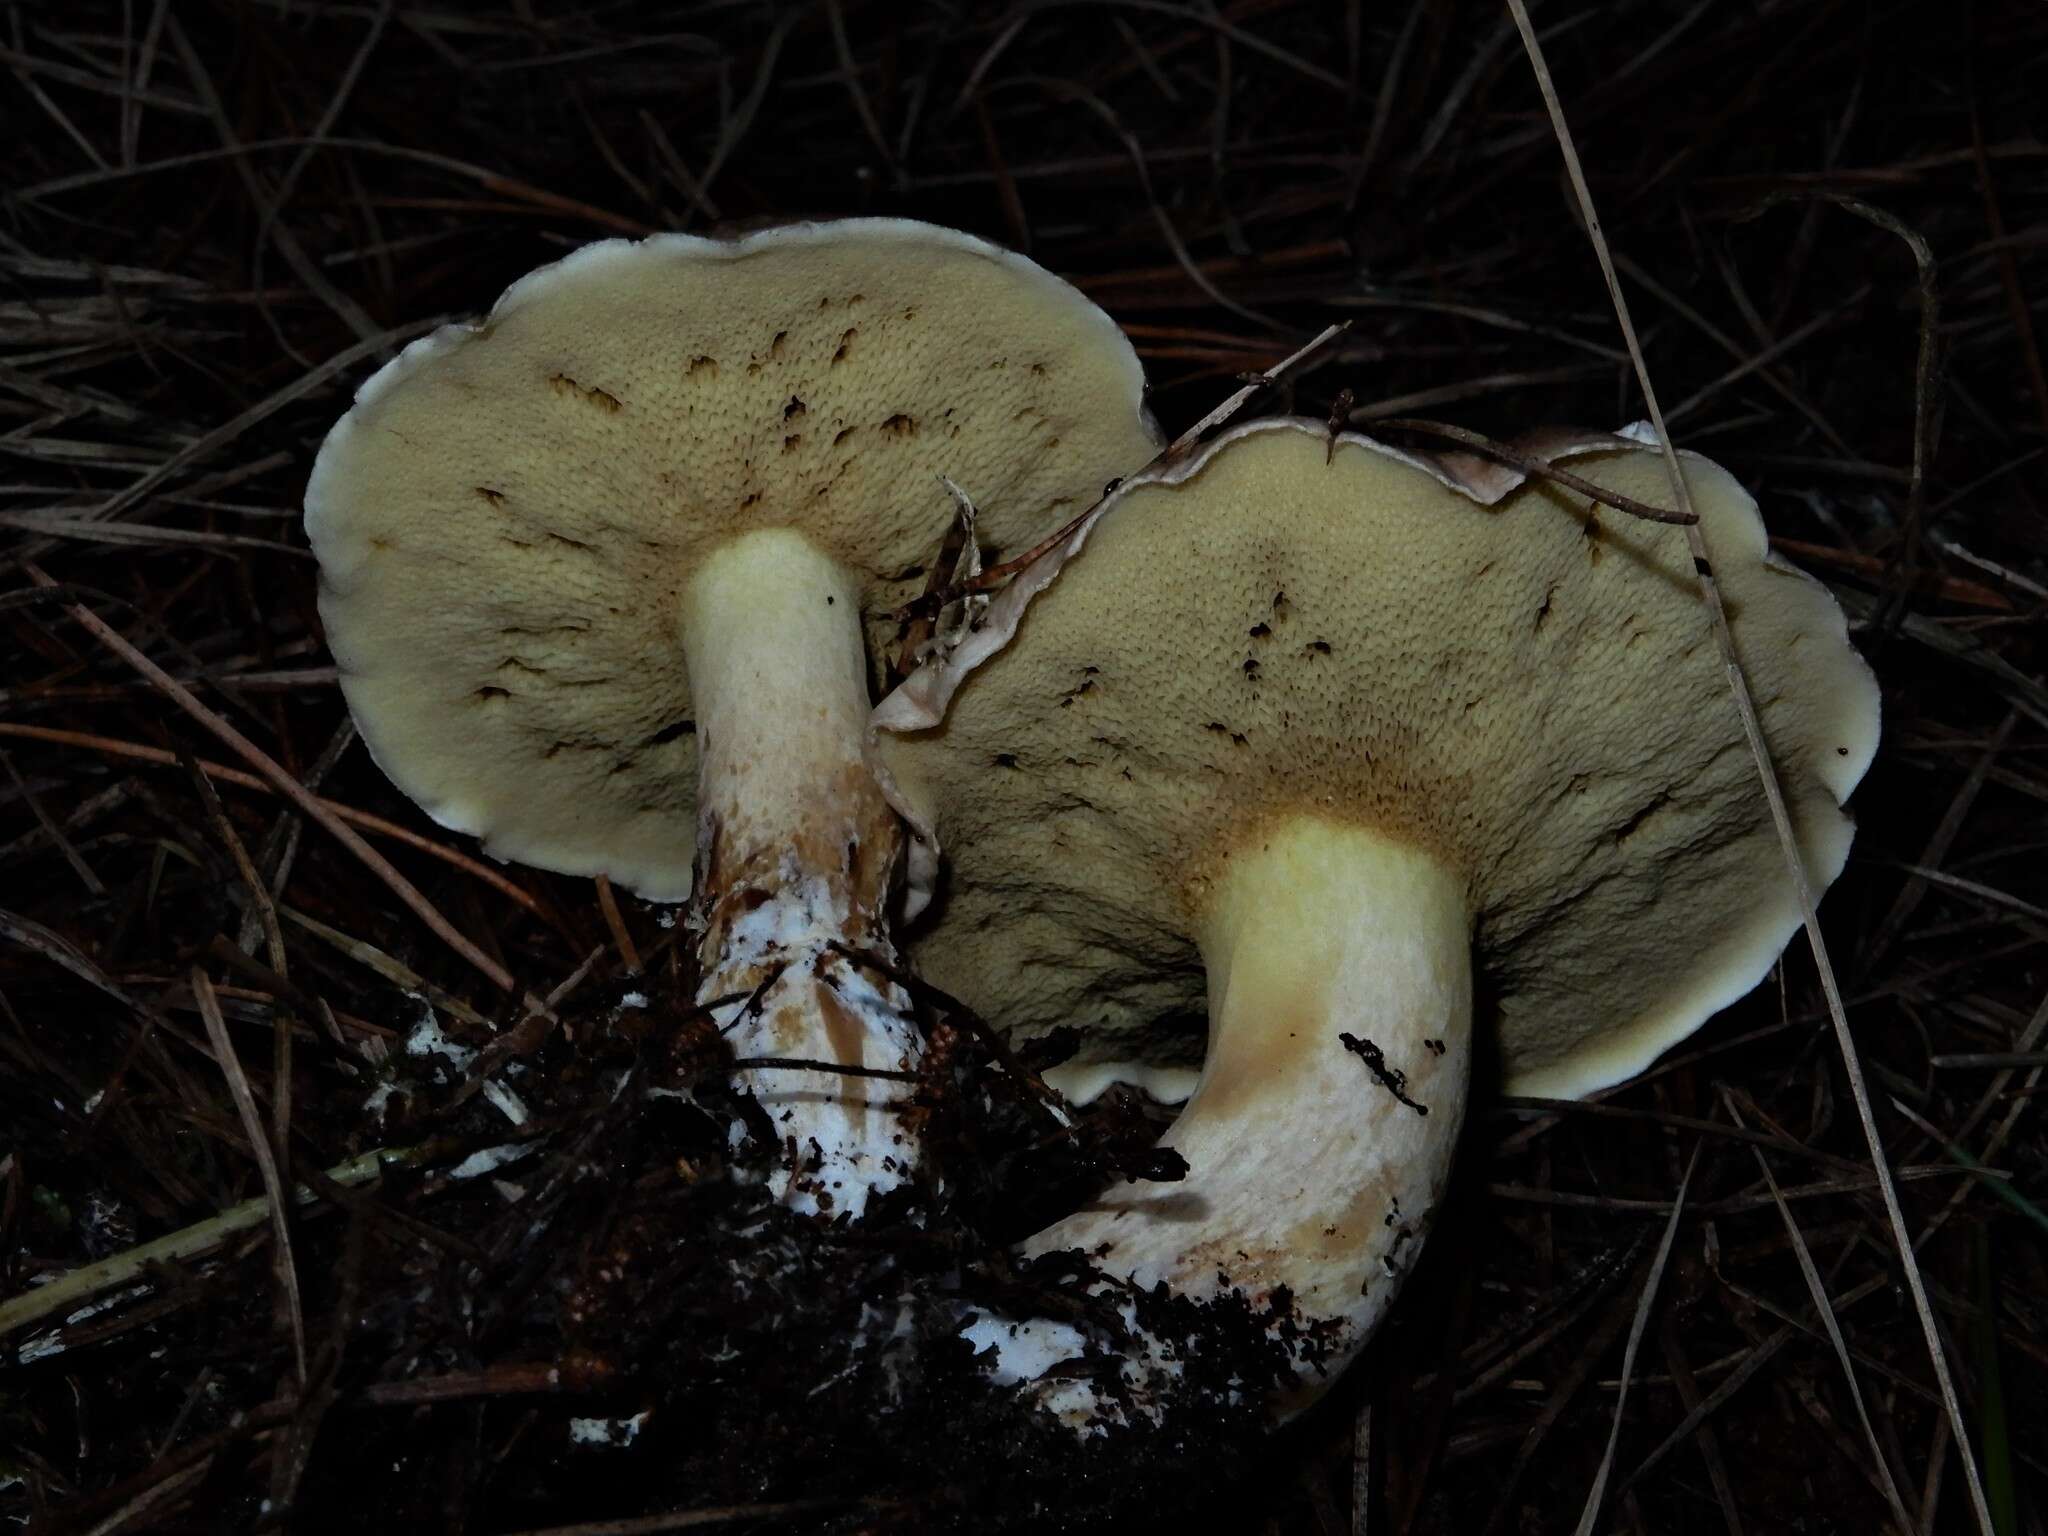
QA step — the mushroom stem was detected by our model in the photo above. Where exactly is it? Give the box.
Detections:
[680,529,918,1217]
[973,819,1469,1422]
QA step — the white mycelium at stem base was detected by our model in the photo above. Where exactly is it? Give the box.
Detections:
[681,530,918,1217]
[968,818,1470,1424]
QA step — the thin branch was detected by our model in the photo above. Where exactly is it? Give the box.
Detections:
[1571,1143,1697,1536]
[498,1498,893,1536]
[1727,1093,1916,1532]
[0,722,554,925]
[191,967,307,1385]
[1372,417,1698,524]
[23,562,518,994]
[1,1148,404,1340]
[903,321,1349,620]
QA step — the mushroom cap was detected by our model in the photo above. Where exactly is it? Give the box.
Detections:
[306,220,1159,898]
[877,418,1879,1099]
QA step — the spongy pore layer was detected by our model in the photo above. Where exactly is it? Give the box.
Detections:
[881,420,1880,1097]
[306,221,1159,897]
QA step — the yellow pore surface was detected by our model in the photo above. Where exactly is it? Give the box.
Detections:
[307,223,1159,895]
[884,421,1879,1096]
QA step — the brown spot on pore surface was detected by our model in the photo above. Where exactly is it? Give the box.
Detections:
[549,373,622,412]
[474,487,506,507]
[880,413,916,438]
[688,355,717,379]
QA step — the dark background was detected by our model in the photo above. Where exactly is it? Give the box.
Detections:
[2,2,2045,1533]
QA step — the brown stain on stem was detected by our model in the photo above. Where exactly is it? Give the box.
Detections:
[814,983,868,1113]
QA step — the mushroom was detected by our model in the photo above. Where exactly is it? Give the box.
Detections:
[305,220,1159,1215]
[872,417,1878,1418]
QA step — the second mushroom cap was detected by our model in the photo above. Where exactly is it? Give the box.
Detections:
[880,418,1880,1101]
[869,415,1878,1422]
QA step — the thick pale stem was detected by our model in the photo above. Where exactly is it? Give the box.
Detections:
[968,819,1470,1423]
[680,530,918,1217]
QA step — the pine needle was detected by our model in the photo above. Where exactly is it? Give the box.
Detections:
[1502,5,1995,1531]
[1570,1143,1697,1536]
